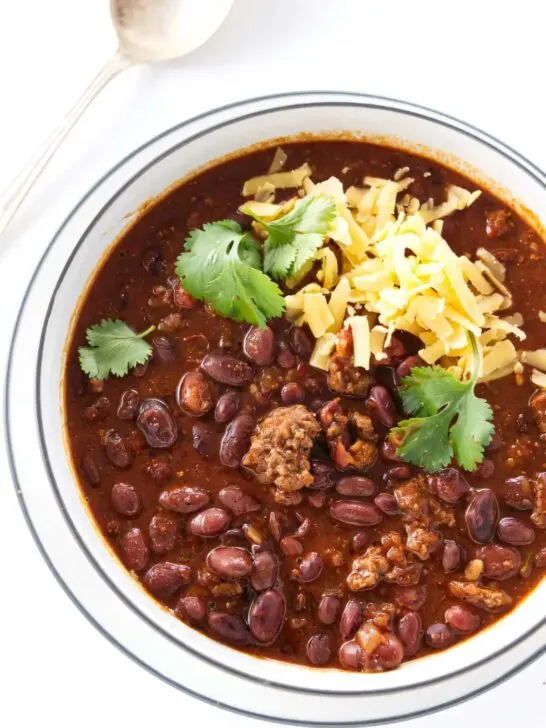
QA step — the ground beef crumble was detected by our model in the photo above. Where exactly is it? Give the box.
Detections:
[242,405,320,501]
[327,328,373,396]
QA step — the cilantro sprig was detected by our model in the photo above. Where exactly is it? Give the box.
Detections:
[79,319,155,380]
[393,333,494,472]
[242,195,336,280]
[175,220,284,328]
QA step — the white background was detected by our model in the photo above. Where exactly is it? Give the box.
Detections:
[0,0,544,725]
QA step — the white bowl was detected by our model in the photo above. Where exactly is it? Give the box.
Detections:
[5,91,546,724]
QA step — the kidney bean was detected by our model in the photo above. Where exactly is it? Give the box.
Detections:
[306,633,333,665]
[214,390,242,423]
[249,589,286,643]
[396,355,426,378]
[381,434,404,462]
[383,465,411,486]
[280,382,305,405]
[177,371,213,417]
[465,489,498,543]
[393,585,427,611]
[111,482,141,516]
[218,485,261,516]
[295,552,323,583]
[243,326,276,366]
[384,334,407,360]
[374,634,405,669]
[330,500,382,527]
[428,468,469,504]
[497,517,535,546]
[120,528,148,571]
[442,540,463,572]
[340,600,362,640]
[191,422,217,458]
[308,492,327,508]
[117,390,139,420]
[81,452,100,485]
[250,550,278,591]
[143,458,172,483]
[143,562,190,598]
[425,623,454,648]
[374,365,399,394]
[374,493,399,515]
[149,513,178,554]
[137,399,177,448]
[207,546,252,578]
[82,396,111,422]
[201,351,253,386]
[209,612,251,644]
[318,595,342,625]
[310,460,337,490]
[159,485,209,513]
[269,512,284,541]
[535,547,546,568]
[445,605,480,634]
[152,335,177,363]
[222,527,246,543]
[289,325,313,359]
[280,536,303,557]
[276,344,297,370]
[367,385,398,428]
[351,531,370,552]
[478,544,521,580]
[336,476,377,497]
[503,476,534,510]
[220,413,255,468]
[397,612,422,656]
[339,640,362,670]
[102,430,132,469]
[176,595,207,622]
[188,508,231,537]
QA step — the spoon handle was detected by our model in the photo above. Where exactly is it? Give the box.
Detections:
[0,51,131,238]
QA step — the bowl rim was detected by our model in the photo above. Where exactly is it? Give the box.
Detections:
[5,90,546,721]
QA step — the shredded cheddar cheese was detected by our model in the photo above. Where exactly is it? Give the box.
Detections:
[240,162,533,384]
[242,163,311,197]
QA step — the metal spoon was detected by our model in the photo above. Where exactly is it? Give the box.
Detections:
[0,0,234,237]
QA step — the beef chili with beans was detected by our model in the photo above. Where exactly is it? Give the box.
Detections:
[65,139,546,672]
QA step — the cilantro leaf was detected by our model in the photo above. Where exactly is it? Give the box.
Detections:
[175,220,285,328]
[79,319,155,380]
[393,411,455,472]
[451,392,494,471]
[263,242,297,280]
[243,195,336,280]
[393,333,494,472]
[397,365,468,417]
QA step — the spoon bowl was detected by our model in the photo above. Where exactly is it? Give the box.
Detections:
[112,0,235,62]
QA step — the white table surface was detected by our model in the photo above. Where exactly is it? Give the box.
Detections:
[1,1,544,725]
